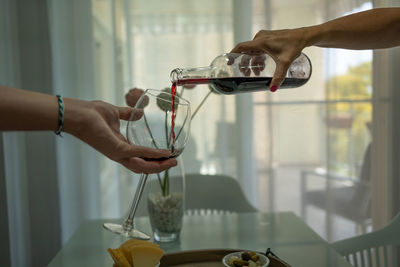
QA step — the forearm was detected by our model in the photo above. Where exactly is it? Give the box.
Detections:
[0,86,88,134]
[304,8,400,49]
[0,86,60,131]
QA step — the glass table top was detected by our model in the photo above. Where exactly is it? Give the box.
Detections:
[48,212,351,267]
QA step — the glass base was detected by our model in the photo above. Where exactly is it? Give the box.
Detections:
[153,229,179,242]
[103,223,150,240]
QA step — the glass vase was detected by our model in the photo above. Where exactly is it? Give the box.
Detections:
[146,157,185,242]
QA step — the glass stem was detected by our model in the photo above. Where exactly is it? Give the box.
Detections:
[123,173,148,232]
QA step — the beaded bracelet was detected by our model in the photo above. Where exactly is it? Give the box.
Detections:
[55,95,64,136]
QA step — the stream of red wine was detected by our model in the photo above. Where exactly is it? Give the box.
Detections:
[171,82,177,151]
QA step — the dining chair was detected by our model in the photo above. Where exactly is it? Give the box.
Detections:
[135,173,257,217]
[332,212,400,267]
[300,143,371,233]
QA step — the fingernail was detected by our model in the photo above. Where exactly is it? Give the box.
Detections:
[270,85,278,92]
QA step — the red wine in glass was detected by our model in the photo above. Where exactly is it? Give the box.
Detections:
[141,148,183,162]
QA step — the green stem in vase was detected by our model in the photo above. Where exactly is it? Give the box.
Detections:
[167,170,170,195]
[174,89,212,143]
[163,169,170,197]
[165,111,170,148]
[163,110,171,197]
[156,173,164,194]
[143,113,159,149]
[192,90,212,119]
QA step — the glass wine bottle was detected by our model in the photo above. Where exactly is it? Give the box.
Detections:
[170,52,312,94]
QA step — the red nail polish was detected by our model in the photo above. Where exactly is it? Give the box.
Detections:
[270,85,278,92]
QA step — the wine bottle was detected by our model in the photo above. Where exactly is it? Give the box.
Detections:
[170,52,312,94]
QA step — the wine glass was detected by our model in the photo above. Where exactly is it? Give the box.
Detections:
[103,89,191,239]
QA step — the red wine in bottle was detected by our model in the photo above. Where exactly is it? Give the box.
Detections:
[176,77,308,94]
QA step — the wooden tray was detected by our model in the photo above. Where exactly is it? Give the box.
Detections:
[159,249,291,267]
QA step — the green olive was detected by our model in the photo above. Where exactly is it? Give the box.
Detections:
[251,254,259,262]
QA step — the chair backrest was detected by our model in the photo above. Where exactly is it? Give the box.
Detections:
[359,143,371,184]
[183,173,257,214]
[350,143,371,220]
[135,173,257,217]
[332,213,400,267]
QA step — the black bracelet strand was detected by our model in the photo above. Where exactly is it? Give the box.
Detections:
[55,95,64,136]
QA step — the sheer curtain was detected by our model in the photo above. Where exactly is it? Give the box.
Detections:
[2,1,62,266]
[371,0,400,230]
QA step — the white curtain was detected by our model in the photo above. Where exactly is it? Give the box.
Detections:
[48,0,103,244]
[2,1,62,266]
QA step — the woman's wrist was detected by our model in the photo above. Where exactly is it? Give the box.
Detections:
[62,98,92,137]
[300,24,325,48]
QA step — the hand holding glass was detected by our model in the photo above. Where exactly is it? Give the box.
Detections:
[103,89,191,239]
